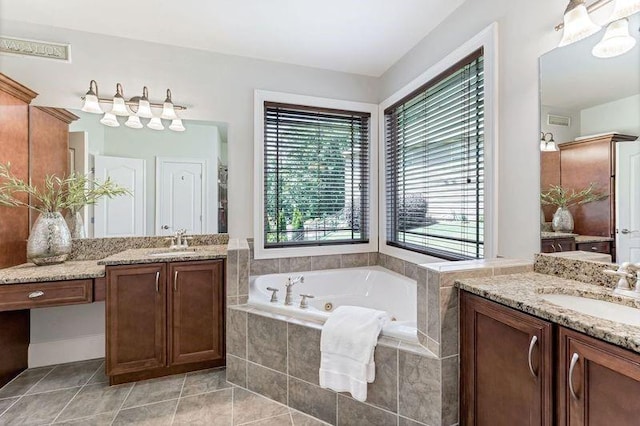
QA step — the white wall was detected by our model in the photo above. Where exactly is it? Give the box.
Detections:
[541,105,581,143]
[0,19,379,240]
[580,94,640,137]
[378,0,565,260]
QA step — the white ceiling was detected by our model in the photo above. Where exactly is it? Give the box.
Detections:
[0,0,466,77]
[540,14,640,111]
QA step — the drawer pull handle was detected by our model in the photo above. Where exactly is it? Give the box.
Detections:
[591,246,597,251]
[527,335,538,378]
[174,271,179,292]
[558,242,563,251]
[569,352,580,399]
[28,291,45,299]
[155,272,160,293]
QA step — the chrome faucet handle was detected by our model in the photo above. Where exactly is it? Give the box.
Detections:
[299,294,314,309]
[266,287,279,303]
[604,263,638,291]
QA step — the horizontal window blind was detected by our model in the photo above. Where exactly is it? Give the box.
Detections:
[385,49,485,260]
[264,102,370,248]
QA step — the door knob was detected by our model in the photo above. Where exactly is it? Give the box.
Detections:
[161,225,170,230]
[620,229,639,235]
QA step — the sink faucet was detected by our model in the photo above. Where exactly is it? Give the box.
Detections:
[284,276,304,306]
[604,262,640,298]
[167,229,191,250]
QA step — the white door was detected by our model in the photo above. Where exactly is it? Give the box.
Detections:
[94,155,146,237]
[68,132,89,236]
[616,140,640,263]
[156,158,204,236]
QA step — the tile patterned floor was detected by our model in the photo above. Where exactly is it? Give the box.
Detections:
[0,359,329,425]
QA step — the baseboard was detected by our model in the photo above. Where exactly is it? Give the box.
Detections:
[28,334,105,367]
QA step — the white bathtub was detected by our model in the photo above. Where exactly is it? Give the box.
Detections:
[248,266,418,342]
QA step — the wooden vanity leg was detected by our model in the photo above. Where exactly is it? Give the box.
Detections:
[0,310,30,387]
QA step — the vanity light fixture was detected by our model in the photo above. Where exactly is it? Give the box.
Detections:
[124,115,143,129]
[558,0,602,47]
[593,18,637,57]
[79,81,188,132]
[81,80,103,114]
[110,83,129,116]
[609,0,640,21]
[161,89,179,120]
[540,132,559,152]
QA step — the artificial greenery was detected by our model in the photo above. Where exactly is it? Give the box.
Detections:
[0,162,129,214]
[540,183,606,209]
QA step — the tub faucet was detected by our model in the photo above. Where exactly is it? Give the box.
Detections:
[284,276,304,306]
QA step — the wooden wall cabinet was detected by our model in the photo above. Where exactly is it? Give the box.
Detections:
[462,291,640,426]
[106,260,225,383]
[461,292,553,426]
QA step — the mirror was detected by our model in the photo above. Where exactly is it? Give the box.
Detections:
[539,14,639,264]
[64,109,228,238]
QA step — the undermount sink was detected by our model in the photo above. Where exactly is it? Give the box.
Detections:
[148,249,198,257]
[540,294,640,327]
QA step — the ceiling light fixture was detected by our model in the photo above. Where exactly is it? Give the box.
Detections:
[81,80,103,114]
[609,0,640,21]
[79,81,188,132]
[592,18,637,57]
[558,0,602,47]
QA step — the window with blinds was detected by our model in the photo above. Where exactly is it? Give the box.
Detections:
[264,102,370,248]
[384,49,485,260]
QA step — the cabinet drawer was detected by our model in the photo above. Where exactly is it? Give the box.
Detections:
[0,280,92,311]
[576,241,611,254]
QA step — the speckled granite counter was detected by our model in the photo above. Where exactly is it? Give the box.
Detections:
[541,231,577,239]
[0,260,105,284]
[456,272,640,354]
[98,245,227,266]
[575,235,614,243]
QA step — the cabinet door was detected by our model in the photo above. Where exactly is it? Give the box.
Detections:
[168,260,225,365]
[559,327,640,426]
[106,264,166,376]
[461,291,553,426]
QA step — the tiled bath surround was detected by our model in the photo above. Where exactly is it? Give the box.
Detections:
[226,239,534,425]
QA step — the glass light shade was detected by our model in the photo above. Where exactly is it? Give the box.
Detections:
[609,0,640,21]
[592,19,637,58]
[559,1,602,47]
[541,141,559,152]
[125,115,143,129]
[136,99,153,118]
[161,101,178,120]
[147,116,164,130]
[111,96,129,116]
[100,112,119,127]
[169,118,186,132]
[81,94,103,114]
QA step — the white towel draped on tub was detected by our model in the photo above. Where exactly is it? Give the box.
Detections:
[319,305,390,401]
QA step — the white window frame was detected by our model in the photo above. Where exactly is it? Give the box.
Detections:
[254,90,379,260]
[378,23,499,264]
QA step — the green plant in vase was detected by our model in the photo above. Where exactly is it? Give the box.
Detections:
[540,183,607,233]
[0,162,129,265]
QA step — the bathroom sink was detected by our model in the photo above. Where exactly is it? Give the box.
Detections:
[540,294,640,327]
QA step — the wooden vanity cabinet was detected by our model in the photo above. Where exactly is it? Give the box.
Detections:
[106,259,225,383]
[106,264,167,376]
[558,327,640,426]
[169,260,225,365]
[541,237,576,254]
[461,292,554,426]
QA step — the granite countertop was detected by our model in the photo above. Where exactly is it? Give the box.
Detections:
[456,272,640,354]
[540,231,577,239]
[0,260,105,285]
[575,235,614,243]
[98,245,228,266]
